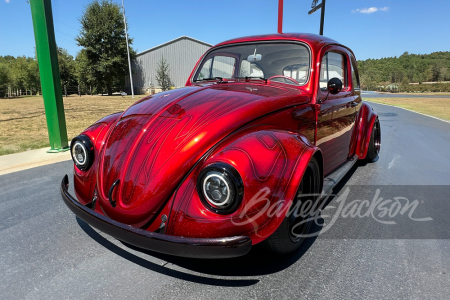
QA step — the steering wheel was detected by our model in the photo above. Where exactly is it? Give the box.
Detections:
[267,75,300,85]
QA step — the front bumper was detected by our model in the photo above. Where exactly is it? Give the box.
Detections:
[61,175,252,259]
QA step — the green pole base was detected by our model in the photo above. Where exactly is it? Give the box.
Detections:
[47,146,70,153]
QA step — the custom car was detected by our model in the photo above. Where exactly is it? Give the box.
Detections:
[61,33,381,258]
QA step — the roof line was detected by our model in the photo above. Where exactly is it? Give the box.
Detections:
[136,36,213,57]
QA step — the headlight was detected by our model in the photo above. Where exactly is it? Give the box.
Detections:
[197,163,243,214]
[70,135,94,171]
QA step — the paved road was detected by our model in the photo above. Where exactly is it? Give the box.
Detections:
[1,102,450,299]
[362,91,450,98]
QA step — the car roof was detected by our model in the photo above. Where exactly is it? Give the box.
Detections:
[213,33,354,58]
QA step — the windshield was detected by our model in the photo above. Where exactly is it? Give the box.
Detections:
[193,43,310,85]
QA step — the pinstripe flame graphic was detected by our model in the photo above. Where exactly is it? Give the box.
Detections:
[96,83,303,226]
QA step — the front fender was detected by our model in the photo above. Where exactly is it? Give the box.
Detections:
[355,102,378,159]
[164,126,318,245]
[73,112,123,205]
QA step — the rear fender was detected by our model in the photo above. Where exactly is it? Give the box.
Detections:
[164,126,318,245]
[355,102,378,159]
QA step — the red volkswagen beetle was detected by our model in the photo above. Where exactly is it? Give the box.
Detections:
[61,33,380,258]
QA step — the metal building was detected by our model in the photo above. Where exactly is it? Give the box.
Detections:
[125,36,212,94]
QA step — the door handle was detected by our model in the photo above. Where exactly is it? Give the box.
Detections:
[350,101,358,107]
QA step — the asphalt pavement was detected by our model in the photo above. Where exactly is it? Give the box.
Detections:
[1,102,450,299]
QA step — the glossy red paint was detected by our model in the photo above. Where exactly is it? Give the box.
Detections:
[73,112,122,206]
[354,102,379,159]
[166,126,317,244]
[71,33,379,250]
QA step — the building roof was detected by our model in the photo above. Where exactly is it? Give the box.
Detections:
[136,36,213,57]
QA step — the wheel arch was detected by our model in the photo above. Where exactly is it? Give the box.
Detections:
[312,149,324,193]
[355,102,379,159]
[164,126,320,245]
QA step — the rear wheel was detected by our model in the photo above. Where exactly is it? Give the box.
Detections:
[263,157,321,254]
[366,118,381,161]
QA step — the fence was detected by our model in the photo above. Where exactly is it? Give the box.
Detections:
[1,85,138,98]
[62,85,131,97]
[1,88,41,98]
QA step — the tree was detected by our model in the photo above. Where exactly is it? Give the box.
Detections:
[26,58,41,93]
[155,57,173,91]
[57,47,76,87]
[357,51,450,89]
[8,56,40,93]
[0,64,9,96]
[76,0,135,95]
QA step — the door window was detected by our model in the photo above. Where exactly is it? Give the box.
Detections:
[351,58,360,90]
[320,52,347,91]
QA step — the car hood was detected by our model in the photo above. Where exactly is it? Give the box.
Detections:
[97,82,310,226]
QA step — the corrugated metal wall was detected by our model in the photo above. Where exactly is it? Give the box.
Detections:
[125,37,211,92]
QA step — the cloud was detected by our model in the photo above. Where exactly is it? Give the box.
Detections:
[5,0,10,3]
[352,7,390,14]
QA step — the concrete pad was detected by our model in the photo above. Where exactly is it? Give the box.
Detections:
[0,147,71,176]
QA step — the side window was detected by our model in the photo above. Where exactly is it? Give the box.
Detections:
[351,58,360,90]
[319,55,328,91]
[198,58,212,80]
[320,52,347,92]
[211,56,236,78]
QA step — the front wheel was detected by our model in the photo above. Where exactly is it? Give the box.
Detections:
[262,157,321,254]
[366,118,381,161]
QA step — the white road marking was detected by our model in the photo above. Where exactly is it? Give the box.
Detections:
[388,154,400,169]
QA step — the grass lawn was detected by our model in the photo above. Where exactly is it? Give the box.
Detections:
[374,92,450,96]
[0,94,139,155]
[365,97,450,122]
[1,94,450,156]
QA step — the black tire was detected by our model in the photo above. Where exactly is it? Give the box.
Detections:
[263,157,321,255]
[366,118,381,161]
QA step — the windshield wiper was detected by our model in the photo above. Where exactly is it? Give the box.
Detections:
[194,77,225,82]
[235,76,268,83]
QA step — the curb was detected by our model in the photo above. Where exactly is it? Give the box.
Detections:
[0,148,71,176]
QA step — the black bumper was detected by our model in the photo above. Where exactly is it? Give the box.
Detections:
[61,175,252,259]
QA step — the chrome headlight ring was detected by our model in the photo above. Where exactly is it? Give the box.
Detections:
[197,163,244,214]
[70,135,94,171]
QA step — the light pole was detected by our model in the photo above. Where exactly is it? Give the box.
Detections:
[122,0,134,98]
[278,0,284,34]
[30,0,69,153]
[308,0,326,36]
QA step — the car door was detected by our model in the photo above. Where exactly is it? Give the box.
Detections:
[316,50,358,175]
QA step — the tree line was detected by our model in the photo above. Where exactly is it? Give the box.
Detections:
[0,55,40,96]
[357,51,450,92]
[2,0,448,96]
[1,0,137,97]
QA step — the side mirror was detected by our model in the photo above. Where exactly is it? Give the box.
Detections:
[327,78,343,95]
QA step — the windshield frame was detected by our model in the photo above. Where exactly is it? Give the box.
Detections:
[191,40,312,86]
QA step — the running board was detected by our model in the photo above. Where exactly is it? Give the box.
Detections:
[321,155,359,198]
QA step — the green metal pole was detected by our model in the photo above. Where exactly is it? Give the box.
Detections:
[30,0,69,153]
